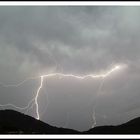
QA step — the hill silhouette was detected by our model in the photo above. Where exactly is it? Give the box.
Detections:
[0,109,140,134]
[85,116,140,134]
[0,110,79,134]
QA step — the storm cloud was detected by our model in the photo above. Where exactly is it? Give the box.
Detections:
[0,6,140,131]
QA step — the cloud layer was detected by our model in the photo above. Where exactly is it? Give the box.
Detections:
[0,6,140,131]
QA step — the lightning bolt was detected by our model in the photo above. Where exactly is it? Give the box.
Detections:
[34,65,121,120]
[35,76,44,120]
[0,65,122,126]
[91,78,105,128]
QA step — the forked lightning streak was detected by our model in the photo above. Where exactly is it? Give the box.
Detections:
[0,65,122,124]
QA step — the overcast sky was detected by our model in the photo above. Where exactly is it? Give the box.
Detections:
[0,6,140,131]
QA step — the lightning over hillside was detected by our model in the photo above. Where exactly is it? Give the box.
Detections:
[0,64,123,127]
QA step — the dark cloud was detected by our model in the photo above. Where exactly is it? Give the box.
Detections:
[0,6,140,131]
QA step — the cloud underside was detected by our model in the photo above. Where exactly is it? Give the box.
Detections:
[0,6,140,131]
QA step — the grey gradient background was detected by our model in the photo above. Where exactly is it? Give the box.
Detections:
[0,6,139,131]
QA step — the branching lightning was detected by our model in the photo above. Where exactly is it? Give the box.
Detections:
[34,65,121,120]
[0,65,123,126]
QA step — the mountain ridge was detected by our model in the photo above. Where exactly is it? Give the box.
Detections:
[0,109,140,134]
[0,109,79,134]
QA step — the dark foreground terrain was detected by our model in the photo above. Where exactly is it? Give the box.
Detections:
[0,110,140,134]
